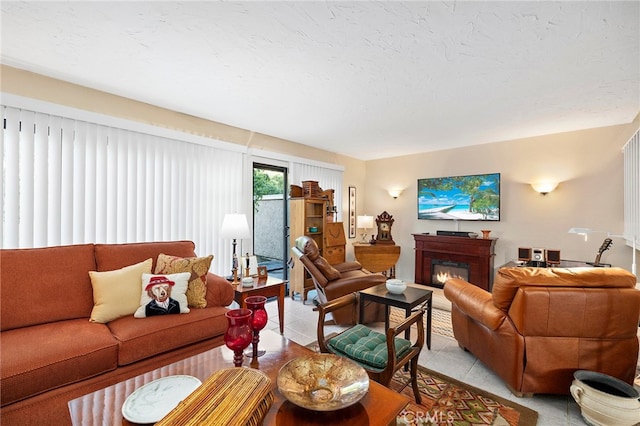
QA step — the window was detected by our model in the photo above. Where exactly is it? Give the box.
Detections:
[1,105,245,276]
[623,128,639,260]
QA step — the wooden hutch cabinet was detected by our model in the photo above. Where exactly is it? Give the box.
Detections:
[289,197,345,301]
[324,222,346,264]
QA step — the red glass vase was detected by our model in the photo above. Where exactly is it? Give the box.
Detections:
[245,295,268,358]
[224,308,253,367]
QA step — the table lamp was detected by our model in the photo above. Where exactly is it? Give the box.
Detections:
[220,213,251,283]
[357,215,374,243]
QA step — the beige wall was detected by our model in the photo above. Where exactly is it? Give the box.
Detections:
[0,65,345,165]
[338,156,368,259]
[363,119,640,279]
[3,65,639,279]
[1,65,365,257]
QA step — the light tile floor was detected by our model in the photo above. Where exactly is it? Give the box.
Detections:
[239,288,608,426]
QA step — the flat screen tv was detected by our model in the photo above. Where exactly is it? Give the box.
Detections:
[418,173,500,221]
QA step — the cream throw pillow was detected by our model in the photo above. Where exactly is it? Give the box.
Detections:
[89,258,153,323]
[134,272,191,318]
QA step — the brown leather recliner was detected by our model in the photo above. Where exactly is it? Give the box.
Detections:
[291,236,387,325]
[444,266,640,396]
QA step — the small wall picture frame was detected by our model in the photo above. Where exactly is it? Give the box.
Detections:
[348,186,356,238]
[257,266,268,281]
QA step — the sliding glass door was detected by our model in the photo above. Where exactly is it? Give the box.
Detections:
[252,163,288,282]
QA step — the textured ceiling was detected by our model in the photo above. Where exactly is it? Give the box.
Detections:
[1,1,639,160]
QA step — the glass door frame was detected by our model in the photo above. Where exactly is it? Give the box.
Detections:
[252,161,289,282]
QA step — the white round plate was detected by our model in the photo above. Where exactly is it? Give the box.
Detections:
[121,375,201,423]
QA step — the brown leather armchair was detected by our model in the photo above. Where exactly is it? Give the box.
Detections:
[291,236,387,325]
[444,266,640,396]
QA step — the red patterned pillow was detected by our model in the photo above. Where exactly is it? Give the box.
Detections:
[155,253,213,308]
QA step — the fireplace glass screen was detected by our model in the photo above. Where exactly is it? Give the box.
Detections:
[432,259,469,285]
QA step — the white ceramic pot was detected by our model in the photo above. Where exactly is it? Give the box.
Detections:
[570,370,640,426]
[385,279,406,294]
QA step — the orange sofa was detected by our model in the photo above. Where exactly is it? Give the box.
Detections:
[444,266,640,396]
[0,240,234,424]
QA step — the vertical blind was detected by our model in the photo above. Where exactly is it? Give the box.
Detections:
[1,105,245,275]
[289,162,344,221]
[623,128,639,250]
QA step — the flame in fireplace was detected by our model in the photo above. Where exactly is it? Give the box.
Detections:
[436,271,465,284]
[436,271,449,283]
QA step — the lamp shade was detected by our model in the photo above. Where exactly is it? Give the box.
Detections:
[357,215,374,229]
[568,227,595,241]
[568,227,592,236]
[220,213,251,239]
[531,182,558,194]
[388,189,403,199]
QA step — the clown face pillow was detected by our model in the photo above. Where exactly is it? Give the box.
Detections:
[134,273,191,318]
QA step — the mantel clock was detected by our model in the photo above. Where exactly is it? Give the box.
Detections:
[373,211,395,245]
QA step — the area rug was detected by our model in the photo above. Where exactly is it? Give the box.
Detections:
[304,342,538,426]
[391,366,537,426]
[389,306,455,339]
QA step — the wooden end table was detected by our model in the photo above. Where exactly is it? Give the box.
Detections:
[68,330,409,426]
[233,276,285,334]
[359,283,432,349]
[353,243,401,278]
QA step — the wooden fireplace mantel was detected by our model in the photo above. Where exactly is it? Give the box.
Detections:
[413,233,497,291]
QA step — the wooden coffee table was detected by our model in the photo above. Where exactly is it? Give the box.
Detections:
[68,330,409,425]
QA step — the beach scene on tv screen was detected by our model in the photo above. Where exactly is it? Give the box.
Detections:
[418,173,500,221]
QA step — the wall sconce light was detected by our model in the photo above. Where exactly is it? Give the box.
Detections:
[531,182,558,195]
[388,189,403,199]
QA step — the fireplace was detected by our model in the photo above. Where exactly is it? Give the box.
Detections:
[431,259,469,286]
[413,234,497,291]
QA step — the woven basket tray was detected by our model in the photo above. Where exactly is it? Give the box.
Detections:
[157,368,274,426]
